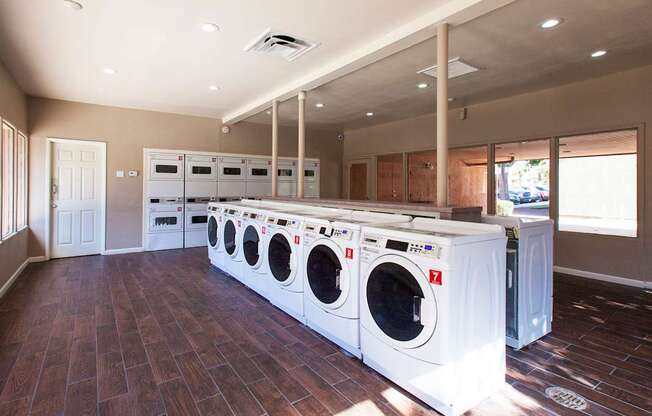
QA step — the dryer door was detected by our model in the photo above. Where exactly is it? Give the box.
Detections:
[267,230,297,286]
[223,217,239,257]
[305,239,350,309]
[207,215,219,248]
[362,254,437,350]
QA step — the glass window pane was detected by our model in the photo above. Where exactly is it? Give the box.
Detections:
[558,130,637,237]
[449,146,488,213]
[2,122,15,237]
[16,133,27,229]
[494,139,550,218]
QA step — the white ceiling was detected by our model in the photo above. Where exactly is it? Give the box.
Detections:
[245,0,652,130]
[0,0,510,120]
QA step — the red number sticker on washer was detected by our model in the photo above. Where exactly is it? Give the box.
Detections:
[178,155,183,160]
[429,270,443,285]
[294,235,300,245]
[345,248,354,259]
[262,226,266,235]
[237,220,241,227]
[177,207,182,212]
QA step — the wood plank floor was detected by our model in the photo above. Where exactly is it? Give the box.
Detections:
[0,248,650,416]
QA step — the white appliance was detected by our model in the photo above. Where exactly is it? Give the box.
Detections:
[302,211,411,357]
[303,160,320,197]
[207,203,223,267]
[184,197,214,248]
[245,158,272,197]
[359,218,507,416]
[219,203,245,280]
[482,216,553,349]
[146,152,184,197]
[218,157,246,198]
[277,159,297,197]
[185,154,218,197]
[262,205,348,322]
[145,197,184,251]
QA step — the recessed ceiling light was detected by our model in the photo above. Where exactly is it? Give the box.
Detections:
[201,23,220,33]
[540,18,561,29]
[447,97,455,102]
[591,50,607,58]
[266,110,271,115]
[417,82,428,89]
[63,0,83,10]
[208,85,220,91]
[366,112,374,117]
[315,103,325,108]
[102,68,116,75]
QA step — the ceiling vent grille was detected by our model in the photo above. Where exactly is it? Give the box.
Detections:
[418,57,479,79]
[244,28,319,62]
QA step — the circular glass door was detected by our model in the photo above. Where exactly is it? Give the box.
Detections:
[224,219,236,255]
[307,244,344,305]
[208,216,218,247]
[366,262,425,342]
[243,225,260,266]
[268,232,292,282]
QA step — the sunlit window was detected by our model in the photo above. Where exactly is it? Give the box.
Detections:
[2,122,15,238]
[16,133,27,230]
[558,130,637,237]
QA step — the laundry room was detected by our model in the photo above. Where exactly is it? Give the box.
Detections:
[0,1,651,415]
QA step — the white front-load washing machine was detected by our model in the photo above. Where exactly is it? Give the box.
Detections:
[219,202,246,281]
[359,218,507,416]
[207,202,223,267]
[301,210,412,357]
[261,205,349,323]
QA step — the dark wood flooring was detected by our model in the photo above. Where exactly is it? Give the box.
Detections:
[0,248,650,416]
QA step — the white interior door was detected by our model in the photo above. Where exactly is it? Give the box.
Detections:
[50,140,105,258]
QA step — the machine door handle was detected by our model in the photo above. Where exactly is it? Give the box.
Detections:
[412,296,421,323]
[335,269,341,289]
[507,269,513,288]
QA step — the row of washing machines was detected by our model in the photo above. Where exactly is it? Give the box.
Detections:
[207,199,515,416]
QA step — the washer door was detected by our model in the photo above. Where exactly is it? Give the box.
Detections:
[362,254,437,350]
[208,215,219,248]
[267,230,297,286]
[223,218,238,257]
[306,239,349,309]
[243,224,263,268]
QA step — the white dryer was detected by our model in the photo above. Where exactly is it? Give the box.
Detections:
[359,218,507,416]
[184,197,215,248]
[482,215,553,349]
[207,203,223,267]
[217,156,246,198]
[144,197,184,251]
[262,206,348,322]
[302,211,411,357]
[146,152,184,197]
[185,154,218,197]
[277,159,297,197]
[303,160,320,197]
[245,157,272,197]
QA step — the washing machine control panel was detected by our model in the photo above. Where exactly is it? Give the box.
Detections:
[242,211,260,220]
[362,234,441,259]
[266,216,299,229]
[331,227,352,240]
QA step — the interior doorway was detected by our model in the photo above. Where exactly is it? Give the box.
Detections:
[348,162,369,200]
[47,138,106,258]
[376,153,404,202]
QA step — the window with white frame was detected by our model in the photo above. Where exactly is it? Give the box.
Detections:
[1,120,28,240]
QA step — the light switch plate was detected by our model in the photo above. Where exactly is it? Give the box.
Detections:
[116,170,124,178]
[128,170,138,177]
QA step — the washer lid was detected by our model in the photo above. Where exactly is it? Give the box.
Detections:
[242,224,262,267]
[267,230,297,285]
[208,216,219,248]
[363,255,437,351]
[223,218,238,256]
[306,239,350,309]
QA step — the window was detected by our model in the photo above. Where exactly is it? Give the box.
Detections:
[495,139,550,218]
[2,122,15,238]
[16,133,27,230]
[1,121,28,240]
[558,130,637,237]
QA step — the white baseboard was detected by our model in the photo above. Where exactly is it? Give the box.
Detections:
[554,266,649,289]
[102,247,144,256]
[0,255,47,299]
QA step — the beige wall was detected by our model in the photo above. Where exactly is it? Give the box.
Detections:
[28,98,342,256]
[0,59,29,291]
[343,65,652,284]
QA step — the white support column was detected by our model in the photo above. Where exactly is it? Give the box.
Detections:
[297,91,306,198]
[436,23,449,207]
[271,100,279,197]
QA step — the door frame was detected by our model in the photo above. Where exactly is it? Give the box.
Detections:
[45,138,107,259]
[343,158,373,200]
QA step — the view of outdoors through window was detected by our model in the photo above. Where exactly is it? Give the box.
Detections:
[495,139,550,218]
[558,130,637,237]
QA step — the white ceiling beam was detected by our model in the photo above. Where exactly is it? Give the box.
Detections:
[222,0,515,125]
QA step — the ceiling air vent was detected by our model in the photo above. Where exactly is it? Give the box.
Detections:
[244,28,319,62]
[418,57,479,79]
